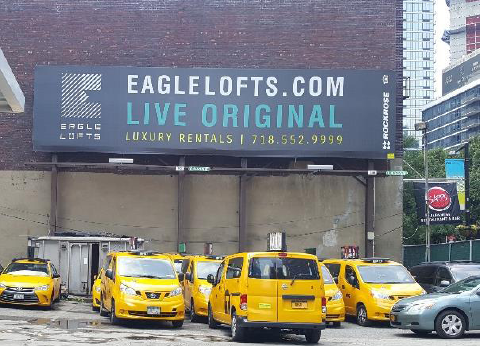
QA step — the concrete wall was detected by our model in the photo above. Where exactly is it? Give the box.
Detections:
[0,170,403,266]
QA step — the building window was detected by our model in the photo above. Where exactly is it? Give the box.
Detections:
[466,16,480,54]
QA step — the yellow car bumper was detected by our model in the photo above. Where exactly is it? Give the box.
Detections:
[0,288,53,307]
[192,295,209,317]
[114,295,185,321]
[326,301,345,322]
[92,290,101,308]
[367,301,395,321]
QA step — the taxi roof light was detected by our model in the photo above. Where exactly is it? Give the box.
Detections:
[361,257,390,263]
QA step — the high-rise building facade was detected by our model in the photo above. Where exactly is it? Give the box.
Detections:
[444,0,480,65]
[403,0,435,144]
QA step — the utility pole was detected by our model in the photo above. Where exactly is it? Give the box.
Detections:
[464,142,471,226]
[416,121,430,262]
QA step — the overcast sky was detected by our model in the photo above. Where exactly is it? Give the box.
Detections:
[435,0,450,97]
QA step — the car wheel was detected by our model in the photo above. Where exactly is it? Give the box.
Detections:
[110,299,120,325]
[231,311,245,342]
[208,304,219,329]
[356,305,371,327]
[410,329,431,335]
[305,330,321,344]
[99,296,109,317]
[48,292,55,310]
[435,310,466,339]
[332,322,341,328]
[172,320,184,328]
[190,300,200,323]
[92,305,100,312]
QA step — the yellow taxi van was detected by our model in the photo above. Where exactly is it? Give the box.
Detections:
[318,261,345,327]
[164,253,187,274]
[100,251,185,327]
[182,255,223,322]
[207,252,326,343]
[0,258,61,308]
[92,268,104,311]
[323,258,424,326]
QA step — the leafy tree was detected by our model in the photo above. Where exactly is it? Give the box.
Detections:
[402,136,480,245]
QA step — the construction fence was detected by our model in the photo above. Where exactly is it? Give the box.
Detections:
[403,240,480,268]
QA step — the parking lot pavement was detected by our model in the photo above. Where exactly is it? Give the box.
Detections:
[0,301,480,346]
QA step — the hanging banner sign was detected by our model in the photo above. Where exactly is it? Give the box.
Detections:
[445,159,466,211]
[413,182,462,225]
[33,66,396,158]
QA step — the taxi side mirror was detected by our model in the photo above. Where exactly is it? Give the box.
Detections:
[207,274,215,285]
[105,269,114,281]
[178,273,185,282]
[334,277,339,284]
[93,275,97,281]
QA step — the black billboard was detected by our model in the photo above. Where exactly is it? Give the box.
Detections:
[442,53,480,95]
[413,182,462,225]
[33,66,396,158]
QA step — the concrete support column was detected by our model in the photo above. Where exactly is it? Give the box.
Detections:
[239,158,248,252]
[49,154,58,236]
[177,156,186,252]
[365,161,375,257]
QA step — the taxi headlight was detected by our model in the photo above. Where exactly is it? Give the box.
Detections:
[331,290,343,301]
[169,286,182,297]
[0,283,5,289]
[119,283,137,296]
[199,285,212,296]
[370,290,390,300]
[405,300,436,314]
[35,285,49,291]
[95,286,101,293]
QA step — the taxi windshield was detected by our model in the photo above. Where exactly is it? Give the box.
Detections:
[118,258,176,279]
[4,262,49,277]
[197,261,221,280]
[249,257,319,280]
[357,265,415,284]
[320,265,334,284]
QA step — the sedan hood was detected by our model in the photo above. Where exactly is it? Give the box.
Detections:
[396,293,447,305]
[0,274,51,287]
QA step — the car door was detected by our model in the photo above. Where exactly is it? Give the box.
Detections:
[247,256,278,323]
[470,288,480,329]
[341,265,358,315]
[224,257,244,321]
[211,261,227,323]
[277,257,322,324]
[184,261,194,309]
[104,257,116,311]
[50,264,61,299]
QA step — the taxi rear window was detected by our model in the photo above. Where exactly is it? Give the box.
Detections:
[249,257,319,280]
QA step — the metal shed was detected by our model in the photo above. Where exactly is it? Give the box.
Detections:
[28,236,144,295]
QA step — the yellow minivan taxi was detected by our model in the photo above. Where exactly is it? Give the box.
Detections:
[182,255,222,322]
[100,251,185,327]
[318,262,345,327]
[0,258,61,308]
[323,258,425,326]
[164,253,186,274]
[208,252,326,343]
[92,268,104,311]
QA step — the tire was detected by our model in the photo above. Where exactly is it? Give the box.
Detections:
[208,304,219,329]
[356,305,371,327]
[110,299,121,325]
[172,320,184,328]
[92,305,100,312]
[190,300,200,323]
[435,310,466,339]
[48,292,55,310]
[231,311,245,342]
[332,322,341,328]
[99,296,109,317]
[305,330,321,344]
[410,329,432,335]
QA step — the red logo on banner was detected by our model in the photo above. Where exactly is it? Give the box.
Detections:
[428,187,452,211]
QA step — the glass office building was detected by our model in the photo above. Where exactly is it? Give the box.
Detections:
[403,0,435,145]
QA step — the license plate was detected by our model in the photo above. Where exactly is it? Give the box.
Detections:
[13,294,24,300]
[292,301,307,309]
[147,306,161,315]
[390,314,397,322]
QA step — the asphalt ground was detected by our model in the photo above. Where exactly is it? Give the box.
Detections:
[0,301,479,345]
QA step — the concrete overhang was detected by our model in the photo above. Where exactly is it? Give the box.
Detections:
[0,48,25,113]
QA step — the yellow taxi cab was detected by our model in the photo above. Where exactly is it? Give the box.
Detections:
[318,261,345,327]
[182,255,223,322]
[0,258,61,308]
[207,252,326,343]
[92,268,104,311]
[323,258,425,326]
[100,251,185,327]
[164,253,187,274]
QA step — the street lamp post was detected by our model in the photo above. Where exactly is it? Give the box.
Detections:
[416,121,430,262]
